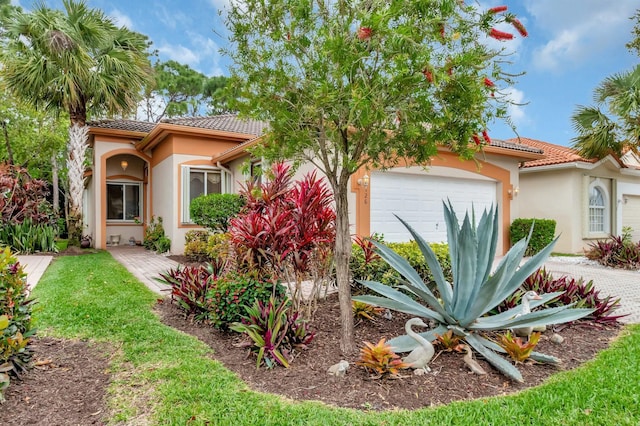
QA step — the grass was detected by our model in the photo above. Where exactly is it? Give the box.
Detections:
[31,251,640,425]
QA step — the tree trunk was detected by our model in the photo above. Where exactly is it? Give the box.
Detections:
[334,180,356,354]
[67,123,89,245]
[51,154,59,213]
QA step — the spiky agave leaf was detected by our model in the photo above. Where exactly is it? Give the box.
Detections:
[355,203,594,381]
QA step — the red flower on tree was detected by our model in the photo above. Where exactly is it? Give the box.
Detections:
[484,77,495,87]
[489,5,508,14]
[357,27,372,40]
[507,17,528,37]
[489,28,514,41]
[472,134,481,145]
[482,130,491,144]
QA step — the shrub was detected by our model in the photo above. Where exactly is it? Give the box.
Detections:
[350,236,451,293]
[229,162,335,317]
[495,268,626,323]
[156,263,221,321]
[0,164,56,227]
[585,234,640,269]
[0,165,59,253]
[207,272,285,330]
[0,247,36,402]
[190,193,245,232]
[184,230,211,262]
[0,219,57,253]
[357,338,409,378]
[206,233,231,263]
[231,296,315,369]
[510,218,556,257]
[144,216,171,253]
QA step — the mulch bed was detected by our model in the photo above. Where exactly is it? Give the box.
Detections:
[156,294,622,410]
[1,337,111,426]
[0,287,623,421]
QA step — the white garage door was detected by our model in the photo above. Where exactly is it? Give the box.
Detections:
[622,195,640,242]
[370,171,497,243]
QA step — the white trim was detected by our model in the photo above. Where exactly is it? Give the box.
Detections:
[587,179,610,236]
[106,180,142,223]
[180,165,230,224]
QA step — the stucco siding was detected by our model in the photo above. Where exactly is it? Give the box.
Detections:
[519,169,580,253]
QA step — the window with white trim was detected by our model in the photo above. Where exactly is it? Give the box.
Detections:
[107,182,141,221]
[588,182,609,234]
[182,166,230,223]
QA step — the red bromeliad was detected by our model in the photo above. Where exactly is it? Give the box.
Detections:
[489,28,514,41]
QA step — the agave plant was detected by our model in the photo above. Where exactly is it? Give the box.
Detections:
[353,201,594,382]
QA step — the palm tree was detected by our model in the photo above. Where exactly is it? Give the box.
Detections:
[0,0,153,243]
[571,65,640,159]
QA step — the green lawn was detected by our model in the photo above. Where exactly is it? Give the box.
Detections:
[31,252,640,425]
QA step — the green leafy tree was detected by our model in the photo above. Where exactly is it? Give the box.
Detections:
[204,75,234,114]
[627,9,640,56]
[0,0,153,244]
[225,0,528,352]
[145,60,209,121]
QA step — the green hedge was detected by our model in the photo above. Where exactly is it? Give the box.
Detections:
[350,239,451,294]
[190,194,245,232]
[510,218,556,256]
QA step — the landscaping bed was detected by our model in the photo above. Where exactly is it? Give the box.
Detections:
[156,293,622,411]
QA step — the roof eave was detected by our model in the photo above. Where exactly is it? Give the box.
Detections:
[482,145,545,161]
[214,136,263,163]
[136,123,260,151]
[88,126,147,140]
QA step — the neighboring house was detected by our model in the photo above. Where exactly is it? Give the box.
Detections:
[514,137,640,254]
[86,115,544,254]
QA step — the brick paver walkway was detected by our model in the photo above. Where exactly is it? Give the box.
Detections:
[108,246,176,294]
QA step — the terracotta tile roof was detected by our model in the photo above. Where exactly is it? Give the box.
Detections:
[88,119,155,133]
[160,115,268,135]
[88,115,267,136]
[489,139,543,155]
[506,137,597,168]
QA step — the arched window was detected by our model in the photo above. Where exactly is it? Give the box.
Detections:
[589,185,606,233]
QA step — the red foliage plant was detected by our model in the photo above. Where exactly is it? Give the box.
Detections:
[0,164,53,226]
[229,162,336,276]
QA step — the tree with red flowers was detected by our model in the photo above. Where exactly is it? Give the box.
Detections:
[225,0,526,353]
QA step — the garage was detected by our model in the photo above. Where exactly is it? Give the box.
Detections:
[370,170,497,243]
[622,195,640,241]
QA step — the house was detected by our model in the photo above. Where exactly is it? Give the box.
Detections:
[86,115,544,254]
[513,137,640,253]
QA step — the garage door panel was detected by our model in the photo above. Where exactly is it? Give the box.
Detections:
[622,195,640,242]
[370,172,496,243]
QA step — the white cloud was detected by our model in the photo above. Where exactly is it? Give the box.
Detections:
[155,6,191,31]
[156,44,199,66]
[109,9,134,30]
[504,87,528,127]
[526,0,637,72]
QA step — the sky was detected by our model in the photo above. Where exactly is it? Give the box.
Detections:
[12,0,640,146]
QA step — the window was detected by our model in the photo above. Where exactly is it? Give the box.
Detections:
[107,182,141,221]
[250,161,262,186]
[182,166,230,223]
[588,184,608,233]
